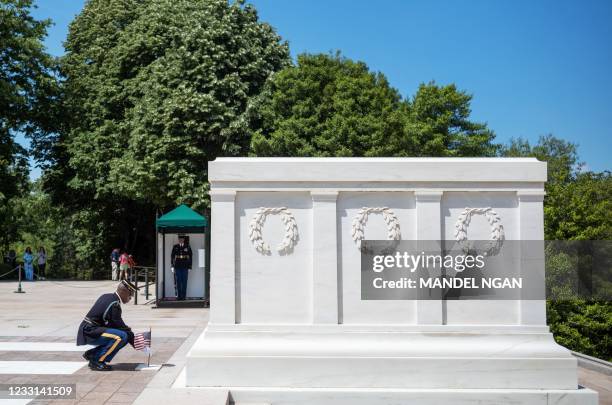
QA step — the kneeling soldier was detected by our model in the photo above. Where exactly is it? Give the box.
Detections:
[76,280,138,371]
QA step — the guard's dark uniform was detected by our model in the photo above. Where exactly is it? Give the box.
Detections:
[76,292,134,364]
[171,241,192,300]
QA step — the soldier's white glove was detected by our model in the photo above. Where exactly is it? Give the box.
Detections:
[188,268,191,272]
[171,267,174,273]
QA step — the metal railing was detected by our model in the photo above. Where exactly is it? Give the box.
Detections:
[0,264,25,293]
[0,264,19,280]
[15,264,24,293]
[3,263,157,301]
[131,266,156,305]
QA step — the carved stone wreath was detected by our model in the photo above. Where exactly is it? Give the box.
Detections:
[352,207,401,251]
[454,207,505,256]
[249,207,299,255]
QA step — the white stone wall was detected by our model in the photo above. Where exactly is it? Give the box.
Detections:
[236,192,313,324]
[337,191,417,324]
[207,157,548,328]
[442,191,520,325]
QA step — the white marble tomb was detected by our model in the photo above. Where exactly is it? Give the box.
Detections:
[186,158,597,405]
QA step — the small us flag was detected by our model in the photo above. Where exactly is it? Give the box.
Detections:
[134,331,151,351]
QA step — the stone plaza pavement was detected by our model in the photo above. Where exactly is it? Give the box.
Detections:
[0,280,610,404]
[0,280,207,404]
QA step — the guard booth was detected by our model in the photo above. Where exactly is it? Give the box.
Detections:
[155,204,209,307]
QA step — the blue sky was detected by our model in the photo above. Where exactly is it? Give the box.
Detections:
[22,0,612,176]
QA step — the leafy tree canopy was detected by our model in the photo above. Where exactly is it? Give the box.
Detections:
[250,53,406,157]
[32,0,289,271]
[1,0,57,248]
[501,134,581,184]
[249,53,497,157]
[408,82,497,157]
[501,135,610,240]
[58,0,290,209]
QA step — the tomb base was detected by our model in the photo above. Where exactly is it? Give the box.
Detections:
[185,325,597,403]
[224,387,597,405]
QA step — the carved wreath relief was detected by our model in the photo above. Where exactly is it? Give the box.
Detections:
[454,207,505,256]
[351,207,402,250]
[249,207,299,255]
[247,203,504,257]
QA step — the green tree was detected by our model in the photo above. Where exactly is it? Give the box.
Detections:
[39,0,289,275]
[0,139,27,249]
[502,135,612,360]
[547,299,611,361]
[407,82,497,157]
[249,53,497,157]
[545,171,611,241]
[501,135,610,240]
[0,179,85,279]
[250,53,407,157]
[0,0,57,250]
[501,134,580,185]
[60,0,288,209]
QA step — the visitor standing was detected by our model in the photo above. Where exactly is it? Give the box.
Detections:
[119,251,130,281]
[8,250,16,269]
[110,248,120,280]
[37,247,47,280]
[23,247,34,281]
[127,254,136,281]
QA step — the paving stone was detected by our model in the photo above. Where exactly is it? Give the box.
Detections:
[0,281,207,404]
[578,367,612,405]
[116,382,148,393]
[75,382,96,398]
[80,388,115,403]
[106,391,141,404]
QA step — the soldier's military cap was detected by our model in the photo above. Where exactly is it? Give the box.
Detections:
[120,279,139,293]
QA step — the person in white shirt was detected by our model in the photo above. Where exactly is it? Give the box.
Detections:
[37,247,47,280]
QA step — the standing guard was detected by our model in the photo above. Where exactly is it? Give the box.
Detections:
[171,234,192,300]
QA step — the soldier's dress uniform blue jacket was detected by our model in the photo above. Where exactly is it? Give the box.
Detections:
[171,243,192,270]
[76,292,134,362]
[171,242,192,300]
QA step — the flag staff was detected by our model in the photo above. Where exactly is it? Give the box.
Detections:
[147,327,151,367]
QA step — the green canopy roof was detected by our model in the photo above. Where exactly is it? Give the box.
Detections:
[156,204,208,229]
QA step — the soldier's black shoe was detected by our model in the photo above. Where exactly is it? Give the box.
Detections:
[82,349,95,362]
[88,360,112,371]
